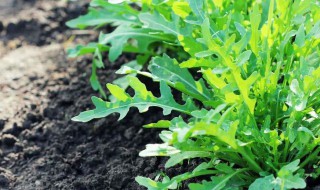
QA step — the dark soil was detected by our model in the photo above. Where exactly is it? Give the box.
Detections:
[0,1,319,190]
[0,1,194,189]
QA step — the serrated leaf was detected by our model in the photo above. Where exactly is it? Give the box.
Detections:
[72,77,197,122]
[66,8,138,29]
[202,69,227,89]
[249,4,261,56]
[189,169,248,190]
[99,26,174,61]
[139,11,191,36]
[178,35,204,56]
[191,120,240,150]
[165,151,212,168]
[106,84,130,102]
[148,54,213,102]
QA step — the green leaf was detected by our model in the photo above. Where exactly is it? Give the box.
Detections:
[135,176,175,190]
[195,50,215,58]
[72,77,197,122]
[99,26,174,61]
[140,143,181,157]
[67,43,108,58]
[278,159,300,174]
[249,175,276,190]
[191,119,240,150]
[189,176,228,190]
[165,151,212,168]
[236,50,252,66]
[186,0,205,25]
[178,35,204,57]
[235,22,246,37]
[139,11,191,36]
[276,160,307,189]
[92,0,138,14]
[233,32,251,55]
[295,24,306,47]
[106,84,129,101]
[281,174,306,189]
[189,168,248,190]
[180,58,214,68]
[143,120,171,128]
[172,2,191,18]
[148,54,213,102]
[66,8,138,29]
[249,4,261,56]
[90,63,107,98]
[93,48,104,68]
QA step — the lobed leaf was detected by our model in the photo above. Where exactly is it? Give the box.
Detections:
[72,77,198,122]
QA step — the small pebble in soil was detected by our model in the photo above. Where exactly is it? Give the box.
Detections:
[24,146,41,158]
[0,174,9,187]
[1,134,18,147]
[26,113,42,123]
[60,77,70,85]
[14,143,24,152]
[43,107,58,119]
[124,127,135,140]
[30,104,37,110]
[22,120,32,129]
[6,23,17,34]
[2,123,23,136]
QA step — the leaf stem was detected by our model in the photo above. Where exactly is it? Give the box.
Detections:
[239,148,263,173]
[300,147,320,168]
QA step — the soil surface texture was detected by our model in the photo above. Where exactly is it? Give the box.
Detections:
[0,1,319,190]
[0,0,183,189]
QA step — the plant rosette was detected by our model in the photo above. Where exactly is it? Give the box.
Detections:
[68,0,320,189]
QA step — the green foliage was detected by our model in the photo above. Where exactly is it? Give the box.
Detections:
[73,76,197,122]
[69,0,320,189]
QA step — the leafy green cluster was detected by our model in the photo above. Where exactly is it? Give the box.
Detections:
[68,0,320,189]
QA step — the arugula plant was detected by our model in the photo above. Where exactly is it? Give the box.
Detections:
[69,0,320,189]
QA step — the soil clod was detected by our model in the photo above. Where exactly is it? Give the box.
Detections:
[1,134,18,147]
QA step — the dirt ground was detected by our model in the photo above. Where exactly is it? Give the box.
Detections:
[0,1,179,189]
[0,1,319,190]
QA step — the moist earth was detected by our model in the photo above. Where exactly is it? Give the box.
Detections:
[0,1,193,189]
[0,1,319,190]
